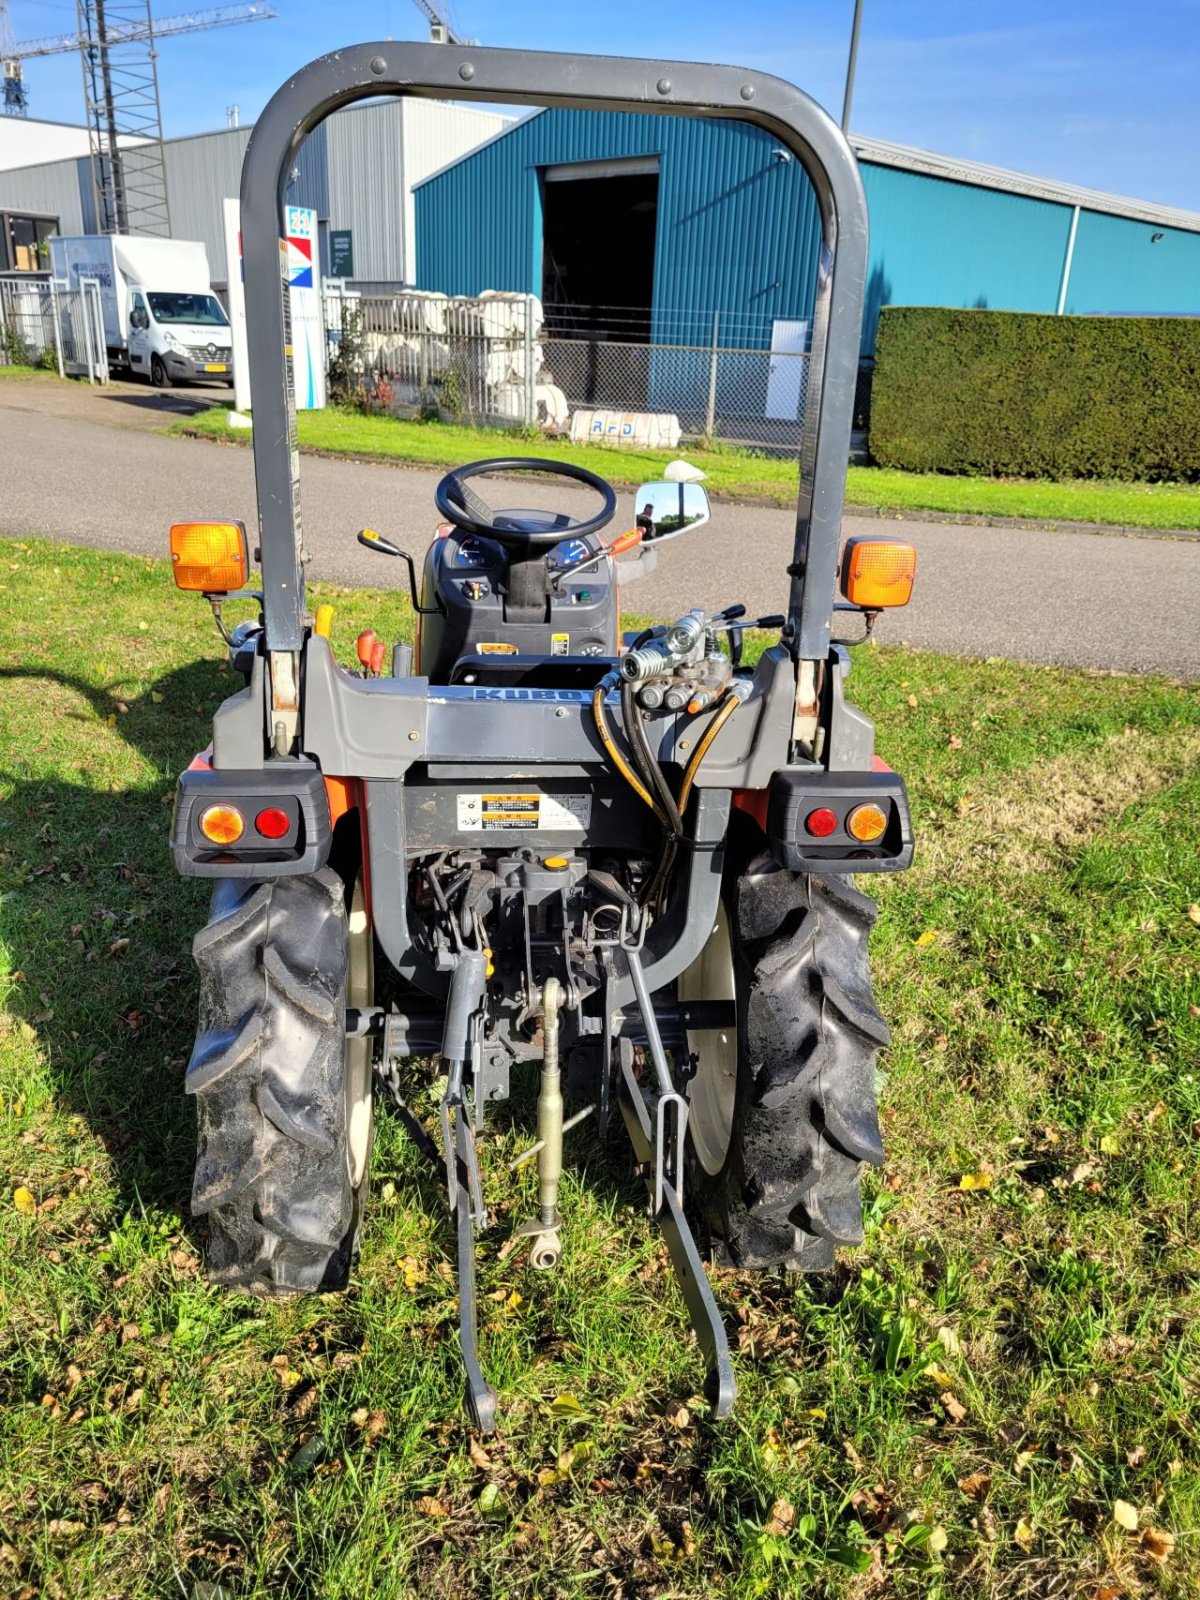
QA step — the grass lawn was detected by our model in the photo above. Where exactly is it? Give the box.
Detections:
[174,404,1200,532]
[2,536,1199,1598]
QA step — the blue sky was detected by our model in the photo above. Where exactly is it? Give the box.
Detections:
[14,0,1200,210]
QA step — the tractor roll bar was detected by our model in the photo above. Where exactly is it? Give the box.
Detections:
[240,43,868,660]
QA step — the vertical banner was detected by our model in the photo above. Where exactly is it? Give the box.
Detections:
[284,205,326,410]
[222,197,251,415]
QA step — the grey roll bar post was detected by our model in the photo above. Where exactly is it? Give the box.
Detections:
[240,43,869,666]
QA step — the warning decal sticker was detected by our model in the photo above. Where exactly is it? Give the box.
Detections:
[457,793,592,832]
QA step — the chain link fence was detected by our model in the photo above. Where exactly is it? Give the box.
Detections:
[324,288,830,451]
[0,272,109,382]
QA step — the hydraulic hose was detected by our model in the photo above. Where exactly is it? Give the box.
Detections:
[592,680,666,823]
[678,683,746,815]
[621,678,685,840]
[643,683,746,912]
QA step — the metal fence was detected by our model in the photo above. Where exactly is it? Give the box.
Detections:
[0,272,109,383]
[324,288,820,451]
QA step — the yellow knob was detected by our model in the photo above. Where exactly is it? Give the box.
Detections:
[543,855,569,870]
[314,603,334,638]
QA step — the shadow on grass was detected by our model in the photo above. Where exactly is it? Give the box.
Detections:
[0,659,224,1230]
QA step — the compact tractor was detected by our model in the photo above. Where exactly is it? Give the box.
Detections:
[168,43,916,1429]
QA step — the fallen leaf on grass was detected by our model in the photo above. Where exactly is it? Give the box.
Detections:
[47,1519,86,1542]
[936,1325,962,1358]
[468,1437,492,1471]
[959,1172,992,1191]
[547,1393,583,1418]
[478,1483,506,1518]
[927,1526,948,1555]
[957,1472,992,1501]
[415,1496,448,1517]
[1112,1500,1139,1531]
[1187,904,1200,925]
[1140,1526,1176,1564]
[850,1485,895,1535]
[916,930,939,947]
[1014,1516,1035,1550]
[764,1498,795,1537]
[907,694,919,709]
[940,1391,968,1423]
[12,1187,36,1214]
[1125,1444,1146,1467]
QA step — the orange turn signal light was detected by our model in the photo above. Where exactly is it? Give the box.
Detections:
[846,802,888,843]
[169,520,249,593]
[198,803,245,845]
[840,537,916,609]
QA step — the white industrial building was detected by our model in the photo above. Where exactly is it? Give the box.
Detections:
[0,114,93,171]
[0,99,509,279]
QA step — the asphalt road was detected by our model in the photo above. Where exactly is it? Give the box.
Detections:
[2,378,1198,678]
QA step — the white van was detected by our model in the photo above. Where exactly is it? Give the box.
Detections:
[49,235,234,387]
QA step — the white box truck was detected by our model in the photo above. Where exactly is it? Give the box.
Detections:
[49,235,234,387]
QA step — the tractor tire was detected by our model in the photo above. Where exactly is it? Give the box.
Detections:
[185,868,372,1294]
[682,846,889,1271]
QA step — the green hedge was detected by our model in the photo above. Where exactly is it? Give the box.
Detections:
[869,306,1200,481]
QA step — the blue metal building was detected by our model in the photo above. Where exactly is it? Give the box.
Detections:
[415,109,1200,356]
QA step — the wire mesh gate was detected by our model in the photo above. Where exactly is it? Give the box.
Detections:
[324,288,817,451]
[0,273,110,382]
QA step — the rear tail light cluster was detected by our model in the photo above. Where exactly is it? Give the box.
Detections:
[172,765,332,880]
[803,801,889,842]
[766,769,914,874]
[199,804,293,845]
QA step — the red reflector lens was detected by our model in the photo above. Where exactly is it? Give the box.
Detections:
[805,807,838,838]
[254,806,291,839]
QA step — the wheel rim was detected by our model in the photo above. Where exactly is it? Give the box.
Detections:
[345,878,373,1189]
[679,900,737,1176]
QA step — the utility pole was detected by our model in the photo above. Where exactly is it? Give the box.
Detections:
[841,0,863,132]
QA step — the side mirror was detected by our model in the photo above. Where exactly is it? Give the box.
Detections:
[633,480,711,543]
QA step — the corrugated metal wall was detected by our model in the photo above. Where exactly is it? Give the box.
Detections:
[859,164,1072,340]
[1065,211,1200,314]
[402,101,512,283]
[0,156,87,235]
[414,108,825,349]
[326,104,406,282]
[416,109,1200,354]
[163,127,250,274]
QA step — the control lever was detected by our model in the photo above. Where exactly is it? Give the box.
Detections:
[552,526,643,587]
[356,528,444,614]
[706,609,786,668]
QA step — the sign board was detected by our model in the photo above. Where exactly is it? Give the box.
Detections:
[284,205,325,409]
[330,229,354,279]
[222,196,251,414]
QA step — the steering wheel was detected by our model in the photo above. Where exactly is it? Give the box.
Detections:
[435,457,617,551]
